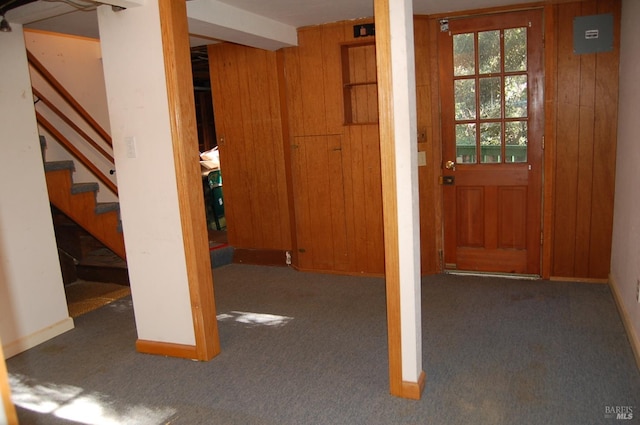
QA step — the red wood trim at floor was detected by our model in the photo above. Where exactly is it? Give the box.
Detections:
[401,370,426,400]
[136,339,199,360]
[233,249,287,267]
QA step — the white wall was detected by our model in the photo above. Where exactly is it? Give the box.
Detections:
[610,0,640,360]
[24,29,117,203]
[0,25,74,358]
[97,4,196,346]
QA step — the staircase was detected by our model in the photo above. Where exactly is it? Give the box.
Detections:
[43,159,126,261]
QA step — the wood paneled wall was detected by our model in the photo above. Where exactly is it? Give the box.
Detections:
[208,44,291,251]
[546,0,620,279]
[207,0,620,279]
[415,17,443,274]
[282,19,386,274]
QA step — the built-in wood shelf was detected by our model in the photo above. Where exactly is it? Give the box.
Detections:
[341,41,378,125]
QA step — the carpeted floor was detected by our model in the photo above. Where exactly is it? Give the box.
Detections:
[7,265,640,424]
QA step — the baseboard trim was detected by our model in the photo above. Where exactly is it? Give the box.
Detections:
[233,249,287,266]
[609,274,640,372]
[3,317,74,359]
[293,265,385,278]
[399,370,426,400]
[136,339,199,359]
[550,276,608,284]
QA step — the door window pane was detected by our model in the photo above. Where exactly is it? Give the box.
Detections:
[479,30,500,74]
[504,27,527,72]
[454,33,475,76]
[505,121,527,163]
[480,122,502,163]
[456,123,476,163]
[505,75,527,118]
[479,77,501,119]
[455,79,476,120]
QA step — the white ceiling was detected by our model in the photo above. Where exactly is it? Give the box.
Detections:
[6,0,538,45]
[215,0,536,27]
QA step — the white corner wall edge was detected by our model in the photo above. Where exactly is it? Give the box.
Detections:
[187,0,297,51]
[1,24,75,362]
[97,3,196,346]
[609,275,640,372]
[387,0,422,384]
[3,318,74,359]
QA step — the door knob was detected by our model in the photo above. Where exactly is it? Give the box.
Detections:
[445,160,456,171]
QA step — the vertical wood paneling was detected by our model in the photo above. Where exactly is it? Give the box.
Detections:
[343,126,368,272]
[209,6,617,280]
[573,0,597,275]
[283,47,304,136]
[425,18,444,273]
[291,135,348,271]
[550,0,620,279]
[208,44,291,251]
[542,4,558,279]
[589,0,620,278]
[322,24,347,134]
[415,17,440,274]
[362,124,385,273]
[283,22,384,275]
[208,44,245,246]
[270,53,292,249]
[552,1,582,276]
[298,29,328,135]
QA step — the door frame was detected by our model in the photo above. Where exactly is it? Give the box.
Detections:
[428,5,555,279]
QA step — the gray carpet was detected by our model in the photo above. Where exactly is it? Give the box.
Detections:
[6,265,640,424]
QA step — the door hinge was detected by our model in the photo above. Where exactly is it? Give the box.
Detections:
[542,135,545,150]
[540,231,544,245]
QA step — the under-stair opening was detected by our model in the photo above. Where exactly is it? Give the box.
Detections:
[51,206,132,318]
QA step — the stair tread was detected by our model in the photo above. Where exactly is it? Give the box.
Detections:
[95,202,120,214]
[44,160,75,172]
[71,182,99,194]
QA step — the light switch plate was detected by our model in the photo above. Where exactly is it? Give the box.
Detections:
[418,151,427,167]
[125,136,137,158]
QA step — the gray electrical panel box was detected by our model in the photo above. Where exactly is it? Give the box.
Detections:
[573,13,614,54]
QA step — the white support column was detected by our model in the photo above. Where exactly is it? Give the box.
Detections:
[374,0,424,399]
[0,24,74,358]
[97,4,197,351]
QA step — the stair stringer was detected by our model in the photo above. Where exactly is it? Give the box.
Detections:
[44,161,126,260]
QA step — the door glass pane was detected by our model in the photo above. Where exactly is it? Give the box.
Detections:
[505,75,527,118]
[478,30,500,74]
[505,121,527,163]
[480,122,501,163]
[453,33,475,76]
[456,123,476,163]
[455,79,476,120]
[504,27,527,72]
[479,77,501,119]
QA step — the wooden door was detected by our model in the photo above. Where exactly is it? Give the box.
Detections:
[439,10,543,275]
[290,135,350,272]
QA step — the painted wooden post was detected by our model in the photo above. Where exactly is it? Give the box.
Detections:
[374,0,425,399]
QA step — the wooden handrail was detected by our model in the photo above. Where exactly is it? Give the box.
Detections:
[33,87,114,163]
[27,50,112,148]
[37,112,118,196]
